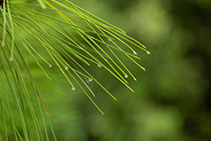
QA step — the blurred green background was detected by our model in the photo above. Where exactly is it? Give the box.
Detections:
[8,0,211,140]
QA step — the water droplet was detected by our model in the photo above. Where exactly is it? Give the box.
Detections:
[97,64,102,68]
[124,74,128,78]
[88,78,93,82]
[65,66,68,70]
[72,87,76,91]
[133,51,137,55]
[86,78,93,83]
[147,51,151,55]
[10,57,13,62]
[49,64,52,68]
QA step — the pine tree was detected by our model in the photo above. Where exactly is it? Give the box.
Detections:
[0,0,150,140]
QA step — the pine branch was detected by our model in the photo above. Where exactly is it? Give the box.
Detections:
[0,0,150,140]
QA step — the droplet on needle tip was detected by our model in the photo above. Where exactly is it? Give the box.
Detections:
[97,64,102,68]
[65,66,68,70]
[124,74,128,78]
[133,51,137,55]
[72,87,76,91]
[10,57,13,62]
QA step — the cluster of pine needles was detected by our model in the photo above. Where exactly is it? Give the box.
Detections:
[0,0,150,140]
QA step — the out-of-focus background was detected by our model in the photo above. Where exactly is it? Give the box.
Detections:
[9,0,211,140]
[39,0,211,140]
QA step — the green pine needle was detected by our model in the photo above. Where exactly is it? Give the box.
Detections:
[0,0,150,140]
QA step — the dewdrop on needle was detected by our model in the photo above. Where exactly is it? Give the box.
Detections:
[65,66,69,70]
[124,74,128,78]
[147,51,151,55]
[86,78,93,83]
[9,57,13,62]
[88,78,93,82]
[72,87,76,91]
[97,64,102,68]
[133,51,138,55]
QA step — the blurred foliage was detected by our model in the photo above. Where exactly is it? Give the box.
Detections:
[46,0,211,141]
[1,0,211,140]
